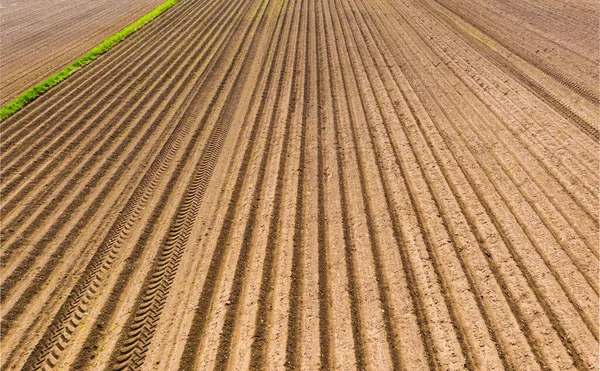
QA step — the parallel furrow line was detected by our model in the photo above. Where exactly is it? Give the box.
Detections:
[245,0,299,365]
[0,0,200,142]
[390,0,599,336]
[375,2,591,364]
[207,0,295,367]
[346,0,513,367]
[433,0,600,121]
[0,0,238,276]
[0,0,234,256]
[364,0,551,366]
[0,0,216,187]
[314,0,331,367]
[331,0,432,368]
[321,0,378,366]
[284,0,309,366]
[412,0,599,211]
[111,1,272,368]
[433,0,599,105]
[177,3,302,367]
[3,0,247,364]
[396,0,599,291]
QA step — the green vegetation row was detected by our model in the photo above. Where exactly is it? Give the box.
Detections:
[0,0,181,121]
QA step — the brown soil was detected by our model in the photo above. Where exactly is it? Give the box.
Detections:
[1,0,598,369]
[0,0,164,104]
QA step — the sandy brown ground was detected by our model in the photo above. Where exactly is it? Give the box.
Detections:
[0,0,164,104]
[0,0,598,369]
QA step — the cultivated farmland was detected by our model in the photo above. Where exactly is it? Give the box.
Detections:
[1,0,598,368]
[0,0,164,104]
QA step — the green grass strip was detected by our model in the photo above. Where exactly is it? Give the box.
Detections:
[0,0,181,121]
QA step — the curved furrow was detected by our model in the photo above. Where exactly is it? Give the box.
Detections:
[406,0,599,203]
[431,0,599,105]
[436,1,600,121]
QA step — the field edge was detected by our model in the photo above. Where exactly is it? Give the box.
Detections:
[0,0,183,121]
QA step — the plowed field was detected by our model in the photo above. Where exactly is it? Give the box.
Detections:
[0,0,163,104]
[1,0,598,368]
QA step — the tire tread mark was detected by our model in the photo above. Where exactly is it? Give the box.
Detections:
[12,1,251,367]
[109,0,275,368]
[174,0,294,366]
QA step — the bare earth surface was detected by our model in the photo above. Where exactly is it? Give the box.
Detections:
[0,0,164,104]
[1,0,598,369]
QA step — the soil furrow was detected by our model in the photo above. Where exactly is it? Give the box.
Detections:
[2,1,255,367]
[0,0,241,264]
[0,0,219,194]
[0,0,246,303]
[432,0,599,105]
[339,0,511,368]
[389,0,599,338]
[3,0,597,368]
[110,1,273,367]
[372,2,596,365]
